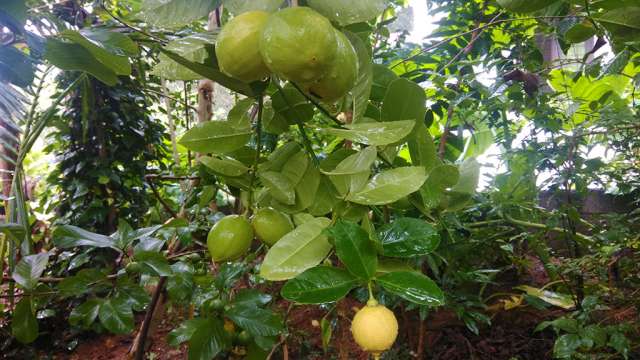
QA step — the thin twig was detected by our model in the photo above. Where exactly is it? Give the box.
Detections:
[143,87,199,112]
[100,0,167,44]
[438,104,455,159]
[133,276,167,360]
[438,12,503,73]
[392,15,583,70]
[248,96,264,214]
[290,82,343,127]
[148,180,178,218]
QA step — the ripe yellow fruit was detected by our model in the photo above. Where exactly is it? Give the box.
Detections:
[351,301,398,354]
[207,215,254,261]
[216,11,271,82]
[260,7,338,83]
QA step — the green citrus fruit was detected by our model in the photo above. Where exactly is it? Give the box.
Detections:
[305,30,358,102]
[237,330,252,345]
[251,208,294,246]
[125,262,142,274]
[351,301,398,354]
[260,7,338,83]
[207,215,254,261]
[210,298,225,311]
[216,11,271,82]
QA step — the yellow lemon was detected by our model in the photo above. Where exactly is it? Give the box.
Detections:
[351,301,399,354]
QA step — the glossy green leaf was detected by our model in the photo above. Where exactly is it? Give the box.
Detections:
[158,47,261,97]
[423,164,460,193]
[377,271,444,306]
[53,225,116,250]
[199,156,249,177]
[553,334,582,359]
[308,0,387,26]
[281,266,358,304]
[234,289,272,308]
[225,306,283,337]
[260,171,296,205]
[223,0,283,15]
[345,31,373,123]
[347,167,427,205]
[377,218,440,258]
[45,39,118,86]
[168,319,208,347]
[179,121,251,154]
[115,281,151,312]
[152,32,218,80]
[167,262,195,302]
[138,0,221,28]
[60,29,138,76]
[58,269,107,298]
[322,147,377,176]
[323,120,415,146]
[271,83,315,125]
[260,217,332,281]
[12,299,38,344]
[452,157,480,194]
[371,64,399,102]
[328,221,377,280]
[324,147,376,197]
[408,122,438,171]
[281,151,310,186]
[597,6,640,31]
[188,318,230,360]
[307,176,339,216]
[12,252,49,290]
[564,22,596,44]
[69,299,102,328]
[98,297,134,334]
[134,251,173,277]
[382,78,426,123]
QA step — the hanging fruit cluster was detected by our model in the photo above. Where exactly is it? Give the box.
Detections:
[216,7,358,102]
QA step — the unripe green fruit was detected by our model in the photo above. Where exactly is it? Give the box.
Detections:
[260,7,338,83]
[207,215,254,261]
[125,262,142,274]
[305,30,358,102]
[216,11,271,82]
[237,330,252,345]
[210,299,225,311]
[251,208,294,246]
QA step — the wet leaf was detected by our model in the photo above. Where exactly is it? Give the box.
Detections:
[328,220,378,280]
[260,217,332,281]
[199,156,249,177]
[377,218,440,258]
[323,120,415,146]
[377,271,444,306]
[281,266,358,304]
[179,121,251,154]
[347,167,427,205]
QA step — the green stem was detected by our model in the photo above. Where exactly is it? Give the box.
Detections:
[273,82,319,165]
[504,214,591,243]
[247,96,264,215]
[290,82,343,127]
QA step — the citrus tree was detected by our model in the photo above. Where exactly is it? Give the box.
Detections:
[0,0,639,359]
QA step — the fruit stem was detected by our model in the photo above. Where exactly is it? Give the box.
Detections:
[291,82,343,127]
[367,282,378,306]
[372,354,381,360]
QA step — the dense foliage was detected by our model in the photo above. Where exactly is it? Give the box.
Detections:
[0,0,639,359]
